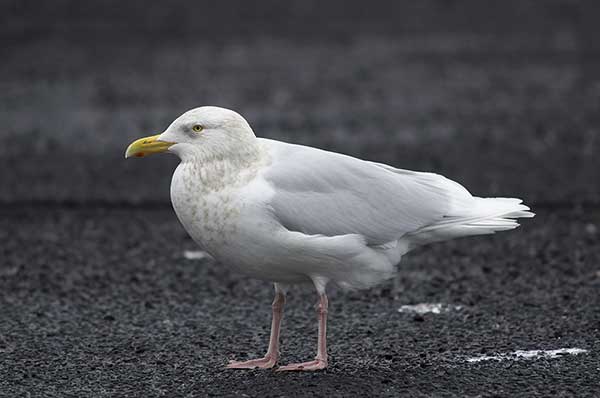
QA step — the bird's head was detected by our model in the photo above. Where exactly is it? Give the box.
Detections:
[125,106,256,161]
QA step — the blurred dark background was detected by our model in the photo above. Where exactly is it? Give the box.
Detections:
[2,0,600,205]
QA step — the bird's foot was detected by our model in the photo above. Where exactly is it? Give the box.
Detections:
[226,356,277,369]
[276,359,327,372]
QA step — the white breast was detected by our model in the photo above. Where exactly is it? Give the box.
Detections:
[170,162,240,252]
[169,151,279,260]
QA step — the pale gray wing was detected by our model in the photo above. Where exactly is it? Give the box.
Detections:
[261,139,465,245]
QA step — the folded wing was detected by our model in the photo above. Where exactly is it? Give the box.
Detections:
[261,139,470,245]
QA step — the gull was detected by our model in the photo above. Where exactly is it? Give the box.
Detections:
[125,106,534,371]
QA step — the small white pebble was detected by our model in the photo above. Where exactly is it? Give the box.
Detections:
[585,223,597,235]
[183,250,210,260]
[398,303,462,314]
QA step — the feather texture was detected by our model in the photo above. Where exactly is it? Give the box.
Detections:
[262,139,533,253]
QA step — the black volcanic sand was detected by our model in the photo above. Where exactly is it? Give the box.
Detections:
[1,205,599,397]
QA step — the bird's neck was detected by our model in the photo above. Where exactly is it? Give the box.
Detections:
[176,140,267,192]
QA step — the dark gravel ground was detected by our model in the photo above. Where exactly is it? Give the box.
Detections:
[1,205,599,397]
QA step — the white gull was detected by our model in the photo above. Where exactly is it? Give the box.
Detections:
[125,106,534,371]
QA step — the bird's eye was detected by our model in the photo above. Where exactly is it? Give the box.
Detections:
[192,125,203,132]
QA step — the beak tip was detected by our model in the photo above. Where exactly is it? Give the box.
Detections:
[124,134,172,159]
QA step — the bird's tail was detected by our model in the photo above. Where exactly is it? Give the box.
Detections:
[403,196,534,251]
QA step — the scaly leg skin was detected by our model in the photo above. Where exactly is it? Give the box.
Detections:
[277,293,328,372]
[227,285,286,369]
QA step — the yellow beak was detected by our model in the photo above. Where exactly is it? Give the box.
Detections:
[125,134,175,158]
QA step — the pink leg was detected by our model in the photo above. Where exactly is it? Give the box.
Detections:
[277,293,328,371]
[227,285,286,369]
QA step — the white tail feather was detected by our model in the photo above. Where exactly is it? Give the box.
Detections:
[403,196,534,250]
[370,164,534,253]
